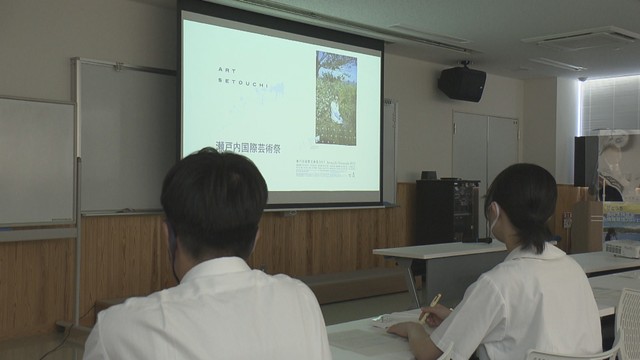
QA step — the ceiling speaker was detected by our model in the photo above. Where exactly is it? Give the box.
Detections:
[438,65,486,102]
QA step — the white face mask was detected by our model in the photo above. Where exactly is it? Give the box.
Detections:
[489,202,500,240]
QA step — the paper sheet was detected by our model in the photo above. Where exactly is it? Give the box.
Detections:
[328,329,413,359]
[328,309,432,359]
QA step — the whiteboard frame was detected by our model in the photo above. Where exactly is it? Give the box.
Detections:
[72,57,177,215]
[383,98,398,206]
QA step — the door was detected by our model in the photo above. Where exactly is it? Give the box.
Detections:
[453,112,519,237]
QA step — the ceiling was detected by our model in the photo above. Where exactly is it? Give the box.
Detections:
[195,0,640,80]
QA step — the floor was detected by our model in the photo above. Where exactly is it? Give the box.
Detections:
[0,331,85,360]
[0,291,415,359]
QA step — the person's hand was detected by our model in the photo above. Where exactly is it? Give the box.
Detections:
[387,321,423,338]
[420,304,452,328]
[388,321,443,360]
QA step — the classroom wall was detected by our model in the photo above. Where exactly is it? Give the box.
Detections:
[0,0,580,340]
[523,78,558,176]
[556,78,581,184]
[1,0,533,181]
[0,0,176,102]
[0,1,580,182]
[383,53,525,183]
[522,77,581,182]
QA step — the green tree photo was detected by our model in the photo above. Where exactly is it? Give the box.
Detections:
[315,51,357,146]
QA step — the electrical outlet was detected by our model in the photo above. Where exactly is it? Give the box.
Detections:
[562,212,572,229]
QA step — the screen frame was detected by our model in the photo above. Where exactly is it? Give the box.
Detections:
[178,0,385,211]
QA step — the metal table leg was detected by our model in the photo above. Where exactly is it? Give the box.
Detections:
[388,257,421,308]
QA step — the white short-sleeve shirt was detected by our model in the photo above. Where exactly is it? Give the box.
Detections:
[83,257,332,360]
[430,244,602,360]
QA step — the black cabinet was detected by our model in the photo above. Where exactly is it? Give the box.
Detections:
[415,179,480,245]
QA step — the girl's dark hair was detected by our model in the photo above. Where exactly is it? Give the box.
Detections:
[484,163,557,254]
[160,147,268,260]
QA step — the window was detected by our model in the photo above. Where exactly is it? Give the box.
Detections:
[581,75,640,135]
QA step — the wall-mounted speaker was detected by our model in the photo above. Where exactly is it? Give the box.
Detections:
[438,66,486,102]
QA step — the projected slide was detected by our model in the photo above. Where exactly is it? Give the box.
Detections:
[181,11,382,206]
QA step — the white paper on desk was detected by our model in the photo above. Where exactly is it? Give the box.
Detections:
[329,329,413,359]
[371,308,424,330]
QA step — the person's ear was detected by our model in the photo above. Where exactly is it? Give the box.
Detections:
[488,201,501,223]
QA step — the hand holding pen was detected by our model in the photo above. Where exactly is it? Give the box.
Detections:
[386,293,450,339]
[418,293,452,327]
[418,293,441,324]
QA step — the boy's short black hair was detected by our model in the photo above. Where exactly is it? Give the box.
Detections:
[161,148,268,260]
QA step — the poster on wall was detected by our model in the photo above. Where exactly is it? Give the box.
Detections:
[597,130,640,243]
[597,130,640,203]
[603,202,640,241]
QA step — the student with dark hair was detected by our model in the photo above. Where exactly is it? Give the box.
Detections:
[387,163,602,360]
[83,148,331,360]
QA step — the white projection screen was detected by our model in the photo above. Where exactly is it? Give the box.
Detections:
[179,0,384,210]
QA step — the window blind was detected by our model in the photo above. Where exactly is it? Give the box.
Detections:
[581,75,640,135]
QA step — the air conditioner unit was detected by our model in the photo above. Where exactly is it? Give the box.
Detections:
[522,26,640,51]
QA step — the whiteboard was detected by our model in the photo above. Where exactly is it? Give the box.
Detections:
[0,96,75,226]
[74,59,176,213]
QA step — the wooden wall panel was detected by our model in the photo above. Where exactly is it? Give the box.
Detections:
[1,182,589,339]
[71,184,416,328]
[0,183,587,339]
[0,238,74,341]
[550,185,590,253]
[79,215,167,327]
[247,182,416,276]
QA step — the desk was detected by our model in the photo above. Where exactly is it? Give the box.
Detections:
[373,241,507,307]
[589,269,640,317]
[570,251,640,276]
[327,310,420,360]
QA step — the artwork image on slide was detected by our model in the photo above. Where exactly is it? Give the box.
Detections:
[315,51,357,146]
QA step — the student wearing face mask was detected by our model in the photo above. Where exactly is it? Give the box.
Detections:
[387,163,602,360]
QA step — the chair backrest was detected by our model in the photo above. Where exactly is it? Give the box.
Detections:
[436,342,454,360]
[525,330,622,360]
[616,287,640,360]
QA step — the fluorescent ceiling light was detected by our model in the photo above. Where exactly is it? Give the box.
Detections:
[389,24,470,44]
[529,57,587,71]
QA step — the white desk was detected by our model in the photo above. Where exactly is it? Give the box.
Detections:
[374,243,640,308]
[570,251,640,276]
[327,310,420,360]
[373,241,508,307]
[589,269,640,317]
[372,241,507,260]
